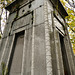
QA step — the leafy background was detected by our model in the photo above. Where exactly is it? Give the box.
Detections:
[60,0,75,54]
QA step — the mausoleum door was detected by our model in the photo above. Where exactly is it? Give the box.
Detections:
[59,34,71,75]
[9,31,24,75]
[53,14,71,75]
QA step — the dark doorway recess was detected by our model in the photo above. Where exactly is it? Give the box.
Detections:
[59,34,71,75]
[8,31,24,75]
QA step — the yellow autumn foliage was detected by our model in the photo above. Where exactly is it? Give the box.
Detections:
[60,0,75,54]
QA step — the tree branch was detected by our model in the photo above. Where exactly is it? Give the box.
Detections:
[65,0,75,8]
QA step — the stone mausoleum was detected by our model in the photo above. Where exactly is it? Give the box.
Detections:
[0,0,75,75]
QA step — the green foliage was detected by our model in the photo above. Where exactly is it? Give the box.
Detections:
[0,34,1,39]
[1,62,8,75]
[1,0,14,6]
[1,0,4,2]
[1,62,6,75]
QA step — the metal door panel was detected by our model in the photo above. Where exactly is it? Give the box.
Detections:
[9,33,24,75]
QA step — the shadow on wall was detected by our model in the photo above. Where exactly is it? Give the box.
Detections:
[0,39,1,45]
